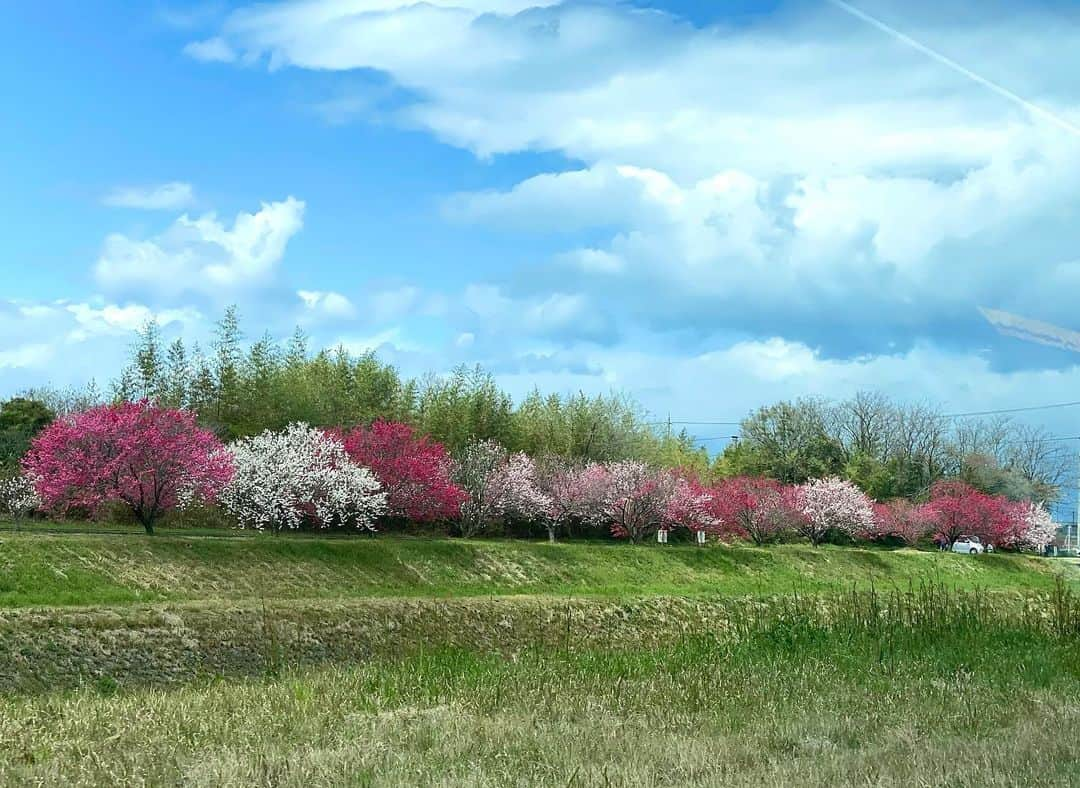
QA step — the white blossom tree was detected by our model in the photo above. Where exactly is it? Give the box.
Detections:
[0,474,40,519]
[796,476,875,546]
[1017,501,1055,551]
[220,423,386,532]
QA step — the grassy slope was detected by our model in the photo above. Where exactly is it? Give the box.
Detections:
[0,524,1072,608]
[5,595,1080,786]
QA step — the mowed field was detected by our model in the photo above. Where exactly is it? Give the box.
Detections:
[2,525,1080,786]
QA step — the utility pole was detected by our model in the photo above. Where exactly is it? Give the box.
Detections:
[1074,445,1080,553]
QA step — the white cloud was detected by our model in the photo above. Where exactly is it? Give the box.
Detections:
[185,0,1080,412]
[0,344,54,370]
[298,289,357,319]
[183,37,237,63]
[0,298,204,392]
[64,302,200,341]
[95,197,305,297]
[103,182,196,211]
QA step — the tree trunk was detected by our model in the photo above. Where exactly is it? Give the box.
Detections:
[548,527,556,545]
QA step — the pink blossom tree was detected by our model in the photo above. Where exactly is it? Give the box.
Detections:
[711,476,798,545]
[337,420,466,523]
[535,457,610,543]
[23,401,232,534]
[664,474,721,537]
[601,461,675,543]
[795,476,875,546]
[452,440,550,537]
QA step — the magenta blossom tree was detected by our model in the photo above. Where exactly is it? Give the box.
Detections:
[337,420,466,523]
[796,476,875,546]
[23,401,232,534]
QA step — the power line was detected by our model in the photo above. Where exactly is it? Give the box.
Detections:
[943,401,1080,419]
[649,399,1080,429]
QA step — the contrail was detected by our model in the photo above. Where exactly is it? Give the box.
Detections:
[826,0,1080,139]
[979,307,1080,354]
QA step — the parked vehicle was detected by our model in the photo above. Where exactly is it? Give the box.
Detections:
[952,535,993,555]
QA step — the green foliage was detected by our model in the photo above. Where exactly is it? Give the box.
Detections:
[107,308,687,465]
[731,400,845,483]
[0,397,55,472]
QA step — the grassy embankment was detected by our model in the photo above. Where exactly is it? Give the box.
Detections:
[0,523,1071,608]
[3,583,1080,786]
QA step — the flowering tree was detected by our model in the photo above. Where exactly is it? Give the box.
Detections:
[452,440,549,537]
[499,451,552,524]
[924,481,1014,547]
[711,476,798,545]
[338,420,466,523]
[220,423,386,532]
[664,474,721,536]
[0,474,40,519]
[601,461,675,543]
[1015,501,1055,551]
[23,401,232,534]
[535,458,610,543]
[452,440,508,538]
[868,499,934,545]
[796,476,875,546]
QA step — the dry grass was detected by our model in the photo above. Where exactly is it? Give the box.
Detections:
[3,585,1080,786]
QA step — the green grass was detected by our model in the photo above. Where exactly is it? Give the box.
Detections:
[3,585,1080,786]
[0,525,1072,608]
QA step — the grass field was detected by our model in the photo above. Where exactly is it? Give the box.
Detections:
[0,524,1072,608]
[2,527,1079,785]
[3,584,1080,786]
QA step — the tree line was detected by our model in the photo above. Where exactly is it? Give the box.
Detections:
[0,307,1071,511]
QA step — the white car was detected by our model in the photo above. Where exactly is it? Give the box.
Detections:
[952,535,993,555]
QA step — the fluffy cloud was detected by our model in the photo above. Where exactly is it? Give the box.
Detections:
[103,182,196,210]
[0,299,202,392]
[183,0,1080,415]
[298,289,357,319]
[95,197,305,297]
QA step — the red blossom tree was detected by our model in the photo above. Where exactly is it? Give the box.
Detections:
[338,420,466,523]
[868,499,935,545]
[711,476,799,545]
[23,401,232,534]
[924,480,1020,548]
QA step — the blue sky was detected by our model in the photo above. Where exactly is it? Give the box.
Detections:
[3,0,1080,434]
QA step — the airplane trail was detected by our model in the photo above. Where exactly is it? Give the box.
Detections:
[826,0,1080,139]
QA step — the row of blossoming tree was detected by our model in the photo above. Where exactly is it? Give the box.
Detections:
[0,401,1055,550]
